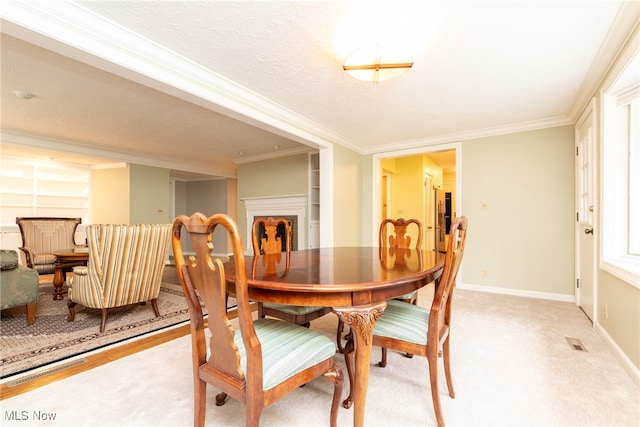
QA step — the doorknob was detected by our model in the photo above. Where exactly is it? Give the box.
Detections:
[585,228,593,235]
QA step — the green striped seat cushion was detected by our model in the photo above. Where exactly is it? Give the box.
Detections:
[208,318,336,390]
[374,299,429,346]
[393,291,417,301]
[263,303,325,316]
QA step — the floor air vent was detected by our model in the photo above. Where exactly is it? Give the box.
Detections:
[6,358,87,387]
[565,337,588,352]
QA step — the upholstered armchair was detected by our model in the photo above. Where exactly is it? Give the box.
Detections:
[67,223,172,332]
[16,217,86,275]
[0,249,39,325]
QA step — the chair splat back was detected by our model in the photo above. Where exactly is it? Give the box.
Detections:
[251,217,329,327]
[251,217,291,255]
[173,213,252,388]
[379,217,423,249]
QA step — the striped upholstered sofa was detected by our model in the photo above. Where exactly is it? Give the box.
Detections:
[67,223,172,332]
[16,217,86,275]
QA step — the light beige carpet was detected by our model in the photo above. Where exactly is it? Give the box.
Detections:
[2,287,638,426]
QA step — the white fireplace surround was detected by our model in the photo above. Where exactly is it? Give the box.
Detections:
[242,195,307,255]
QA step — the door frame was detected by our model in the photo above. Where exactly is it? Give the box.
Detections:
[371,142,461,244]
[574,97,598,321]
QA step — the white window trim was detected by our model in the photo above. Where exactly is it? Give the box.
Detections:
[600,44,640,288]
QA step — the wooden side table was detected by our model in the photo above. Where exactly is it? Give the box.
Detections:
[52,248,89,300]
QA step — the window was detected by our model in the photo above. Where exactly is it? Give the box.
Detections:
[601,48,640,286]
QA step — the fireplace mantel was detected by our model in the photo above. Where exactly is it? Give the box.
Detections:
[242,195,307,254]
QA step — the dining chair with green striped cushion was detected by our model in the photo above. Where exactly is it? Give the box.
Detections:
[336,217,423,355]
[67,223,172,333]
[372,216,468,427]
[252,217,331,327]
[172,212,343,427]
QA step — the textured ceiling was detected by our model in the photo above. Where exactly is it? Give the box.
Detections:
[0,1,631,178]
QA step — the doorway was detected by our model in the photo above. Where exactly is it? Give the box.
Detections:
[372,144,460,250]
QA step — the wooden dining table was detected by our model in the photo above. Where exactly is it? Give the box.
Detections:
[224,246,444,427]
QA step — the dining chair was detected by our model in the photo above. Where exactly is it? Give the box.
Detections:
[379,217,423,305]
[252,217,331,327]
[337,217,423,354]
[172,213,343,427]
[372,216,468,427]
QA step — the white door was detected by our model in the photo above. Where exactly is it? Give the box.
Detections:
[575,99,597,322]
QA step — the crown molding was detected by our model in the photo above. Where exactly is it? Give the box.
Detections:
[0,1,350,152]
[364,115,573,155]
[568,3,640,121]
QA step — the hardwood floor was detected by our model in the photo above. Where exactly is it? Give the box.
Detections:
[0,322,191,399]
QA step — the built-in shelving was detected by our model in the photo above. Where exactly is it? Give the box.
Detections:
[0,157,90,226]
[309,152,320,248]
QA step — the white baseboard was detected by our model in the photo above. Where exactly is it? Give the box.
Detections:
[594,322,640,387]
[458,282,575,302]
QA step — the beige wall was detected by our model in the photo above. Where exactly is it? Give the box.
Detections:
[237,153,309,247]
[598,270,640,369]
[92,163,171,225]
[332,144,363,247]
[461,126,575,295]
[129,164,171,224]
[91,165,129,223]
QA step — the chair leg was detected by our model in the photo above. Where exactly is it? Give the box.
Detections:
[257,302,265,318]
[341,334,355,409]
[379,347,387,367]
[100,308,108,333]
[150,298,160,317]
[443,337,455,398]
[245,404,263,427]
[67,301,77,322]
[323,364,344,427]
[26,302,36,325]
[428,346,445,427]
[194,378,207,427]
[336,320,352,353]
[215,392,228,406]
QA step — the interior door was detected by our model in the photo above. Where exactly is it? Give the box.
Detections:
[576,99,597,322]
[424,173,435,252]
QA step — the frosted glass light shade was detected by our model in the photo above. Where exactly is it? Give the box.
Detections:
[343,43,413,83]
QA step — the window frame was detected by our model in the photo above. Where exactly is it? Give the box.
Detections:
[600,46,640,287]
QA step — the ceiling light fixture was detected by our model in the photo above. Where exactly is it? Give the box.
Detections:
[343,43,413,84]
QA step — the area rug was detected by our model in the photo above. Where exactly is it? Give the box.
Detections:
[0,281,199,379]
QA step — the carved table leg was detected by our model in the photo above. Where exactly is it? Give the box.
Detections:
[333,301,386,427]
[53,258,65,301]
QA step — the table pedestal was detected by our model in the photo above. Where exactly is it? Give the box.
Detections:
[52,258,66,300]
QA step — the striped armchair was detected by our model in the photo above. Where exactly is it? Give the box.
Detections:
[16,217,85,275]
[67,223,172,332]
